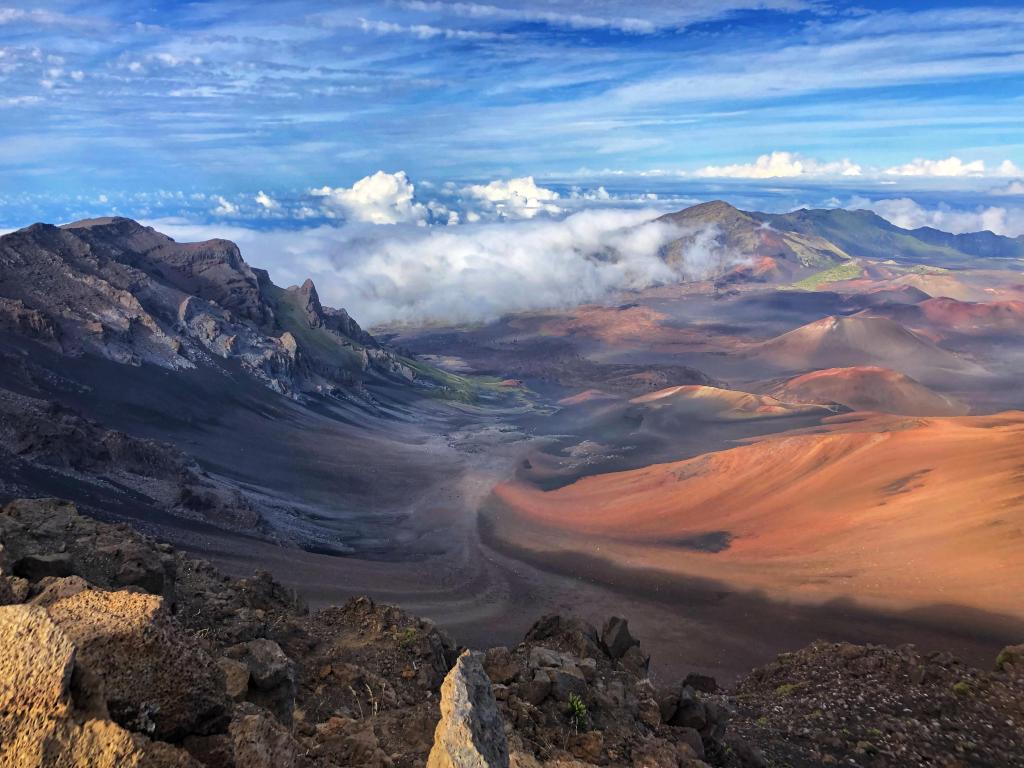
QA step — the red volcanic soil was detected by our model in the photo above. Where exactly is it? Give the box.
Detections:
[557,389,621,406]
[538,304,678,345]
[755,314,985,380]
[873,297,1024,336]
[853,285,932,306]
[628,384,835,423]
[488,411,1024,618]
[720,255,788,284]
[772,366,968,416]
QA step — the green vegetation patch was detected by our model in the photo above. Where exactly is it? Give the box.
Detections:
[791,261,863,290]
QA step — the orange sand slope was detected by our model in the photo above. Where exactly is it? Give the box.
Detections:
[490,412,1024,617]
[755,315,986,379]
[772,366,968,416]
[628,385,837,422]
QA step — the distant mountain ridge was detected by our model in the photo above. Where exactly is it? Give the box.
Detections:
[659,201,1024,283]
[0,217,419,399]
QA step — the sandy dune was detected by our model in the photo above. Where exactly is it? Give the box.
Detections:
[772,366,968,416]
[489,411,1024,618]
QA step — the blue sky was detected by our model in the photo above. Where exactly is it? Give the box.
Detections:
[1,0,1024,231]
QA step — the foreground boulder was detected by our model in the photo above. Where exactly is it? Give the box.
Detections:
[45,588,229,741]
[0,604,199,767]
[428,651,509,768]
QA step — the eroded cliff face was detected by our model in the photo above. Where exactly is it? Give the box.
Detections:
[0,217,414,397]
[2,497,1022,768]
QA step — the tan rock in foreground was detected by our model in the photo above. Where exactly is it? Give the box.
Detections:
[0,604,199,768]
[427,651,509,768]
[45,588,228,741]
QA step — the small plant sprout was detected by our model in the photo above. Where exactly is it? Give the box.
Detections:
[567,693,588,733]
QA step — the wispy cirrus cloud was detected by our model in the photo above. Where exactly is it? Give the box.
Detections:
[2,0,1024,221]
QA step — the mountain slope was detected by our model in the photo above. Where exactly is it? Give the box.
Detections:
[0,217,426,399]
[754,206,1024,266]
[754,314,985,382]
[490,411,1024,616]
[863,297,1024,337]
[658,201,851,283]
[658,202,1024,279]
[771,366,968,416]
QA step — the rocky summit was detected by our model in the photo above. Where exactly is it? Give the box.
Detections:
[0,218,413,398]
[1,497,1022,767]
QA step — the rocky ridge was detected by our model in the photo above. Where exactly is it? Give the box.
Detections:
[0,218,417,399]
[2,497,1022,767]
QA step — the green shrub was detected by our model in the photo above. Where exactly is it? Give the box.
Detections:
[567,693,588,731]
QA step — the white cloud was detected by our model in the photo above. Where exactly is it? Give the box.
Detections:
[212,195,239,216]
[399,1,657,33]
[992,180,1024,196]
[695,151,861,179]
[312,170,429,225]
[879,155,1023,178]
[571,186,612,201]
[461,176,562,219]
[0,8,75,25]
[355,17,506,41]
[398,0,815,34]
[997,160,1023,177]
[151,52,202,67]
[254,190,279,210]
[146,210,742,327]
[853,197,1024,237]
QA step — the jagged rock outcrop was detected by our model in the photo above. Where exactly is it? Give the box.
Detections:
[0,218,416,399]
[427,651,510,768]
[223,638,296,724]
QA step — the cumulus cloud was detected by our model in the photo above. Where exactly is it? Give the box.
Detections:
[255,190,279,210]
[992,180,1024,196]
[460,176,562,219]
[312,171,429,225]
[997,160,1023,177]
[211,195,238,216]
[882,156,1022,178]
[852,197,1024,237]
[695,151,861,179]
[570,186,612,201]
[148,210,741,327]
[883,156,986,177]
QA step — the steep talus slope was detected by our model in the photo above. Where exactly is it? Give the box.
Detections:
[0,217,487,545]
[771,366,968,416]
[3,498,1022,768]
